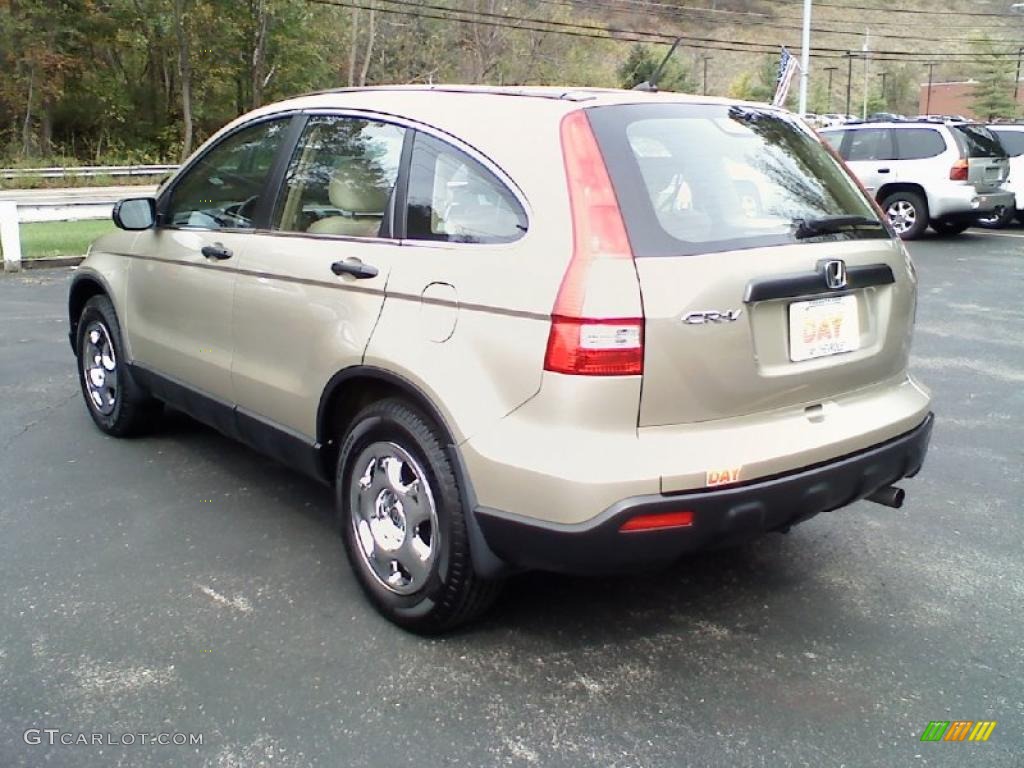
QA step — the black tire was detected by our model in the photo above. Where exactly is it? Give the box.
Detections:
[976,207,1015,229]
[75,295,161,436]
[336,398,502,633]
[931,219,971,237]
[880,190,929,240]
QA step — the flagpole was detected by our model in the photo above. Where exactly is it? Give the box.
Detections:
[798,0,812,116]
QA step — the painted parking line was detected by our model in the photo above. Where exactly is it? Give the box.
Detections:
[966,229,1024,239]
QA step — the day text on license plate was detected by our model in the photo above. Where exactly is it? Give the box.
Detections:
[788,294,860,362]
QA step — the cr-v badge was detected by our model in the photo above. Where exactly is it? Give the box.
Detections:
[683,309,743,325]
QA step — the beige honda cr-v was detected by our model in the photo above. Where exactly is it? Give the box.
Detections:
[69,85,933,632]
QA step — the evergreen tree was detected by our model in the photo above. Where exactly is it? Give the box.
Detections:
[970,36,1018,120]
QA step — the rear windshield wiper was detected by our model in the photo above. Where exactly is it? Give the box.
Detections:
[793,215,884,239]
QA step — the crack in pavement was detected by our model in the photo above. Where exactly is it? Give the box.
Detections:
[0,388,79,455]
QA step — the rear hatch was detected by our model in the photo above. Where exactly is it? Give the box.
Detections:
[587,102,916,427]
[951,123,1009,192]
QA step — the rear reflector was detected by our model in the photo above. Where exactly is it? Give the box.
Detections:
[544,109,643,376]
[950,159,969,181]
[619,510,695,532]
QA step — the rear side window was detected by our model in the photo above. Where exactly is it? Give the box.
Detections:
[991,129,1024,157]
[952,125,1007,158]
[273,116,405,238]
[894,128,947,160]
[845,128,895,161]
[587,104,881,257]
[405,132,527,244]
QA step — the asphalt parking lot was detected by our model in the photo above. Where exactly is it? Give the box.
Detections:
[1,232,1022,768]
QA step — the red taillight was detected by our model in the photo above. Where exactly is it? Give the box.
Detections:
[620,510,694,532]
[950,159,969,181]
[544,110,643,377]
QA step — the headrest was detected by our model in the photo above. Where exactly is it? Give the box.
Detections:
[328,159,389,214]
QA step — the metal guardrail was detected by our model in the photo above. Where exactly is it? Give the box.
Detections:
[0,164,177,180]
[1,200,117,271]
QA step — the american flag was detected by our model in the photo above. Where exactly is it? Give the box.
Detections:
[772,47,801,107]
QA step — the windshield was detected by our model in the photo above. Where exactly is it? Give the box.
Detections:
[587,103,882,257]
[952,125,1006,158]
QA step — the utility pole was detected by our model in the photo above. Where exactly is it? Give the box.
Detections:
[702,55,711,95]
[861,29,870,120]
[926,62,936,114]
[845,51,854,116]
[798,0,812,116]
[878,71,889,108]
[1015,47,1023,102]
[824,66,838,112]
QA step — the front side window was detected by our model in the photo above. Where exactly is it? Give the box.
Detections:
[166,119,289,229]
[894,128,947,160]
[274,116,405,238]
[587,104,882,257]
[405,132,527,244]
[845,128,895,162]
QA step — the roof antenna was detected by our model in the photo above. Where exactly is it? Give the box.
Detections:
[633,37,683,92]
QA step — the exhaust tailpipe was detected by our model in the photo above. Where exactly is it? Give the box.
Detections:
[867,485,905,509]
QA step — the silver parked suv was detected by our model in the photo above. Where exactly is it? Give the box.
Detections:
[821,121,1012,239]
[70,86,934,632]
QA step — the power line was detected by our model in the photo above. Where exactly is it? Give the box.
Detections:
[540,0,1024,45]
[767,0,1022,17]
[309,0,1024,61]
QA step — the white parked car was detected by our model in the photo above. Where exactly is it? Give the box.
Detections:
[821,121,1013,239]
[979,124,1024,228]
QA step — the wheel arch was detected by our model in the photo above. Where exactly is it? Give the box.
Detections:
[877,182,929,210]
[317,365,509,578]
[68,271,116,352]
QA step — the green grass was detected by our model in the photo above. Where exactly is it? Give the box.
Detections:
[16,219,117,259]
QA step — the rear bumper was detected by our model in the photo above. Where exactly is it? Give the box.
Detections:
[930,187,1014,220]
[474,413,933,574]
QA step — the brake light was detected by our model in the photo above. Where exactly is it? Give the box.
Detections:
[620,510,694,532]
[950,159,969,181]
[545,110,643,376]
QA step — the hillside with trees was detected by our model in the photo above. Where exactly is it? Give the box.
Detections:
[1,0,1021,165]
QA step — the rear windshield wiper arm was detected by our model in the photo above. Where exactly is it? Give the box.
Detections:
[793,215,883,239]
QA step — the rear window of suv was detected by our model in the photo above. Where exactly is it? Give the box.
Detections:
[951,125,1007,158]
[587,104,882,257]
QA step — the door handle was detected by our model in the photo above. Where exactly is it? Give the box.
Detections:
[877,168,890,174]
[201,243,233,260]
[331,259,379,279]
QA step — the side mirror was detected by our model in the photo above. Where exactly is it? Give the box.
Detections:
[112,198,157,231]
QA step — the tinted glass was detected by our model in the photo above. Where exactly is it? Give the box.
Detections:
[405,132,527,244]
[991,128,1024,157]
[167,119,288,229]
[274,116,405,238]
[820,130,843,151]
[587,104,881,257]
[845,128,895,161]
[952,125,1006,158]
[894,128,946,160]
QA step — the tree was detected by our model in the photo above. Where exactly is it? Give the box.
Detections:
[618,43,694,93]
[970,36,1017,120]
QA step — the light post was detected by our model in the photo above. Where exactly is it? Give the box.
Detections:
[845,51,855,117]
[702,55,711,95]
[798,0,812,116]
[925,62,936,115]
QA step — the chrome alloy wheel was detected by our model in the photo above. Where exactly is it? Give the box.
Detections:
[349,442,440,595]
[82,321,118,415]
[886,199,917,236]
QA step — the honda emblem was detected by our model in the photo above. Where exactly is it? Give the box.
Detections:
[823,259,847,290]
